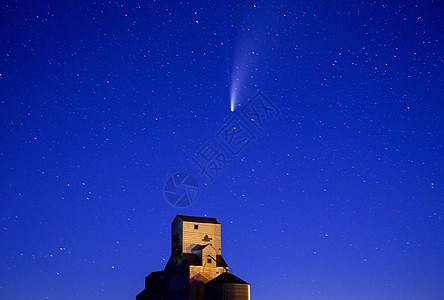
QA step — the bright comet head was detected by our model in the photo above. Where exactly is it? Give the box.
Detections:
[230,83,239,112]
[230,91,236,111]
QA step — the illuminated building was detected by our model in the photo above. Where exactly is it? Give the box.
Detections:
[137,215,250,300]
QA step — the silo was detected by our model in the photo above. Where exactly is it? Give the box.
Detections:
[204,272,250,300]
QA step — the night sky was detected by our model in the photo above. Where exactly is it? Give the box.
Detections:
[1,0,444,299]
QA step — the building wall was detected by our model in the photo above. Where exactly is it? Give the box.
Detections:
[189,267,226,300]
[164,256,189,300]
[168,216,229,300]
[204,283,250,300]
[202,245,226,279]
[171,218,183,256]
[189,266,226,286]
[181,221,221,255]
[189,245,227,300]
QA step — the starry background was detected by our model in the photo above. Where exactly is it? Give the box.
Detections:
[1,0,443,299]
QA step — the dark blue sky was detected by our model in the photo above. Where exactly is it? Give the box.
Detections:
[1,0,443,299]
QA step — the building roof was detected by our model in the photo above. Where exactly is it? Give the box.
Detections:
[216,255,228,268]
[146,270,164,278]
[183,253,228,268]
[205,272,249,285]
[192,244,207,251]
[175,215,220,224]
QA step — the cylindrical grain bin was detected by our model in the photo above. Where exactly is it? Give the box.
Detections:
[204,272,250,300]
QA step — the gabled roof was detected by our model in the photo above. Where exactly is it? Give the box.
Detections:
[192,244,208,251]
[216,255,228,268]
[176,215,220,224]
[205,272,249,285]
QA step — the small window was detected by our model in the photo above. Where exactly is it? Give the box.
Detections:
[194,225,198,229]
[207,258,212,263]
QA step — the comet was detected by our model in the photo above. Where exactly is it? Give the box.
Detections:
[229,65,242,112]
[230,85,237,112]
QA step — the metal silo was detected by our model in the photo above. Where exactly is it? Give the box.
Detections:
[204,272,250,300]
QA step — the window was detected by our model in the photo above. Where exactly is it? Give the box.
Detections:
[207,258,212,263]
[194,225,198,229]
